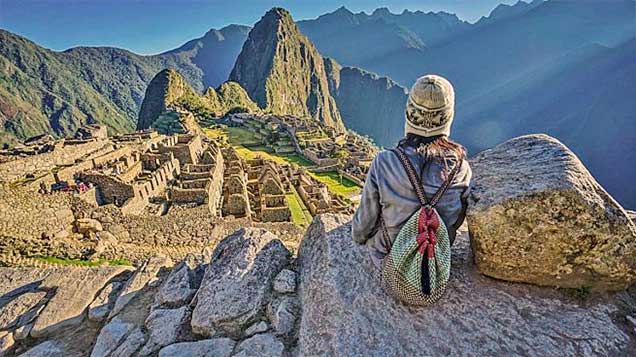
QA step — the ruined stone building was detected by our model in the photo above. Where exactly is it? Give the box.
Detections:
[294,171,353,216]
[77,134,215,215]
[221,147,251,219]
[170,141,225,216]
[247,159,292,222]
[74,124,108,141]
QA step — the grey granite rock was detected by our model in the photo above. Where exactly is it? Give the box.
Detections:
[13,322,34,340]
[19,340,63,357]
[267,296,299,337]
[467,134,636,290]
[90,316,136,357]
[0,331,14,357]
[273,269,297,294]
[297,214,635,356]
[110,327,145,357]
[158,338,235,357]
[138,306,189,356]
[244,321,268,337]
[154,261,195,307]
[110,255,172,318]
[28,267,130,338]
[0,291,46,330]
[191,228,291,337]
[234,333,284,357]
[89,281,122,322]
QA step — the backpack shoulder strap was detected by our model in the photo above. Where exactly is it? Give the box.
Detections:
[391,148,463,208]
[390,148,428,206]
[428,158,463,207]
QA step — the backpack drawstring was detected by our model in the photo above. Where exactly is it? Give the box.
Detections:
[416,208,439,258]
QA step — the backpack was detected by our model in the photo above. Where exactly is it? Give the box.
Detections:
[381,147,462,306]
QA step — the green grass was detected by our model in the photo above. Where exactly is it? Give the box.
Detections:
[33,256,132,267]
[283,154,314,167]
[309,171,361,197]
[286,190,313,227]
[9,176,38,187]
[225,126,262,146]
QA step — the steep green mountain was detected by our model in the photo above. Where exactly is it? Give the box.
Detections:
[229,8,344,132]
[324,60,408,146]
[215,81,259,113]
[0,25,249,144]
[0,30,133,144]
[137,69,211,130]
[137,68,257,130]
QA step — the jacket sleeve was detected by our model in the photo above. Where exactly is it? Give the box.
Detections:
[352,157,381,244]
[451,160,473,233]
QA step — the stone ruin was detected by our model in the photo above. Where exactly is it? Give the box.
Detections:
[170,142,224,216]
[220,146,353,223]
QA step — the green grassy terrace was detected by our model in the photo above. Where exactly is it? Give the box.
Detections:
[33,256,132,267]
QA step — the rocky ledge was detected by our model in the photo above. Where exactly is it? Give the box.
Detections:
[298,215,636,355]
[0,228,300,357]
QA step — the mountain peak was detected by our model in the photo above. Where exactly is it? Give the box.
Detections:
[372,7,392,17]
[137,68,197,130]
[229,8,344,131]
[334,6,352,14]
[263,7,293,22]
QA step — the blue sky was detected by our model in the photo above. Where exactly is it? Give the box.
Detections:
[0,0,517,55]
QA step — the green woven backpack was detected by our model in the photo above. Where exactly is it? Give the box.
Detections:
[381,148,462,306]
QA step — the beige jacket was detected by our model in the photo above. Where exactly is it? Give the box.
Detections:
[352,146,472,268]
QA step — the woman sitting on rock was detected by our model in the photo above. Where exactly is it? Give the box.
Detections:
[352,74,472,304]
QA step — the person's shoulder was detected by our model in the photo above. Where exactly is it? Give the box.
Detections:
[368,149,397,173]
[371,149,396,164]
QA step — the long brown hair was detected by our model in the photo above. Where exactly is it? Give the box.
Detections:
[398,133,466,179]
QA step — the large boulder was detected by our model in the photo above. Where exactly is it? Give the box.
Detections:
[109,255,172,318]
[191,228,291,338]
[297,214,635,355]
[90,316,137,357]
[0,291,46,330]
[138,306,190,356]
[467,134,636,290]
[158,338,235,357]
[2,267,130,338]
[233,333,285,357]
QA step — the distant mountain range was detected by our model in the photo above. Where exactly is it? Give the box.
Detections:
[0,25,250,144]
[0,0,634,207]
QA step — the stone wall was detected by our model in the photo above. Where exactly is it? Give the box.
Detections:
[0,185,76,240]
[54,145,134,184]
[0,140,110,183]
[81,174,134,206]
[118,160,143,183]
[261,206,291,222]
[171,187,208,205]
[158,135,204,165]
[339,170,365,186]
[303,149,338,167]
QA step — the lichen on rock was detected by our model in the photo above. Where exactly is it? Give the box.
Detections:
[467,134,636,290]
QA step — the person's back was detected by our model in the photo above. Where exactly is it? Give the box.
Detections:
[352,74,472,271]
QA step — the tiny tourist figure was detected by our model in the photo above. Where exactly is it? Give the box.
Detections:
[352,74,472,305]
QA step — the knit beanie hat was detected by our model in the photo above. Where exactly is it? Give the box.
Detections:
[405,74,455,137]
